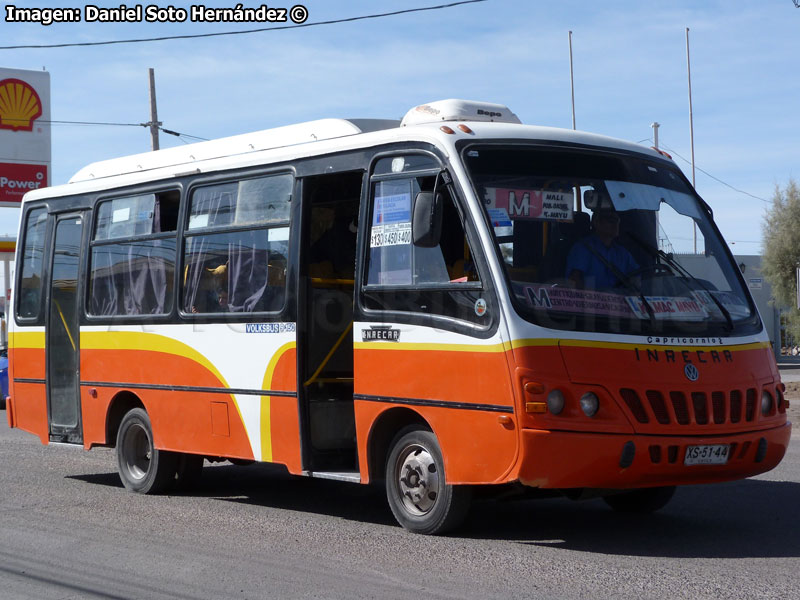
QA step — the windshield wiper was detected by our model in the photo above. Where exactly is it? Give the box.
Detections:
[624,232,734,332]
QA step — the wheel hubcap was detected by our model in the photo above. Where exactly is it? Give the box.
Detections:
[122,424,151,481]
[396,444,440,516]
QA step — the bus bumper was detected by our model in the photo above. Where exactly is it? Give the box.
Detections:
[517,422,792,489]
[5,395,13,428]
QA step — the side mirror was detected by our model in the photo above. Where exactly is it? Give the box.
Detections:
[412,191,443,247]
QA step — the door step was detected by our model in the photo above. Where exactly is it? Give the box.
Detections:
[303,470,360,483]
[47,441,84,449]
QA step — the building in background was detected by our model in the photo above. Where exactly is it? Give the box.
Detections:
[678,253,782,359]
[734,254,782,357]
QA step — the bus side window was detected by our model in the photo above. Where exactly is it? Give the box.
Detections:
[17,207,48,321]
[88,191,179,317]
[366,176,479,286]
[182,174,292,315]
[362,167,488,327]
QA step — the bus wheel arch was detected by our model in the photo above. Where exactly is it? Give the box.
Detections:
[106,391,145,447]
[367,407,428,485]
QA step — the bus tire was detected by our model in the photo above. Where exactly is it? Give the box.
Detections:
[385,427,471,535]
[602,486,676,513]
[116,408,177,494]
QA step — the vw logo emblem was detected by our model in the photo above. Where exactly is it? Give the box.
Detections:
[684,363,699,382]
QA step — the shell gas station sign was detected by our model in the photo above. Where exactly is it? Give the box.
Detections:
[0,67,51,207]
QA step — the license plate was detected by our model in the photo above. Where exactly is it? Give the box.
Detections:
[684,444,730,465]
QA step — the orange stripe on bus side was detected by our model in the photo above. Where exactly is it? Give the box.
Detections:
[260,341,296,462]
[80,331,230,388]
[79,331,254,453]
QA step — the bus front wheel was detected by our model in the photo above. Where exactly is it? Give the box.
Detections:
[602,486,676,513]
[385,427,471,535]
[116,408,177,494]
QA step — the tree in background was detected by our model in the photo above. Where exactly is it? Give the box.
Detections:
[762,179,800,346]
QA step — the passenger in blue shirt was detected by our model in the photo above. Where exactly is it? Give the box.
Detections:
[565,208,639,289]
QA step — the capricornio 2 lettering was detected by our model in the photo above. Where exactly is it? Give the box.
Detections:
[4,4,309,25]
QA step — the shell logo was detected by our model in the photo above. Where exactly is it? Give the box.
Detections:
[0,78,43,132]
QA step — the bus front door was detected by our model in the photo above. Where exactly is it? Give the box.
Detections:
[298,172,362,473]
[46,214,84,444]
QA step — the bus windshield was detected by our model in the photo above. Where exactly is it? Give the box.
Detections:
[463,145,758,337]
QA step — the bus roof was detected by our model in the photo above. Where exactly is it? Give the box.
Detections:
[67,118,402,184]
[24,99,671,203]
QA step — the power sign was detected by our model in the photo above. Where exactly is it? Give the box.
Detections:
[0,68,51,207]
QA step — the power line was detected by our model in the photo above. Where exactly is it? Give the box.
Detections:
[41,118,209,142]
[0,1,487,50]
[160,128,208,142]
[640,138,769,204]
[663,143,769,203]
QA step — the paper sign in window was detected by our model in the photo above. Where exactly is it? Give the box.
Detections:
[112,207,130,223]
[370,192,412,248]
[488,188,573,222]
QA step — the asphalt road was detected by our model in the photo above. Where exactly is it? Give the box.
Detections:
[1,411,798,600]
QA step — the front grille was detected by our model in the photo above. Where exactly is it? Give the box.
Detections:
[619,387,761,427]
[730,390,742,423]
[670,391,690,424]
[692,392,709,424]
[620,388,649,423]
[646,391,670,424]
[746,389,756,422]
[712,392,726,424]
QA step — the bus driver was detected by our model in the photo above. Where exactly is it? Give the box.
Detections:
[565,207,639,289]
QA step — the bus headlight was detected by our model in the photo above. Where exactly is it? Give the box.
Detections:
[761,390,773,415]
[580,392,599,417]
[546,389,565,415]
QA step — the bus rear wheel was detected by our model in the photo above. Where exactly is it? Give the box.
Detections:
[602,486,676,513]
[116,408,177,494]
[385,427,471,535]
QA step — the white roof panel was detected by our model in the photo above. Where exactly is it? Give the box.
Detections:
[23,102,670,204]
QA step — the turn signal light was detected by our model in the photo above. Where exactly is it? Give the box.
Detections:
[524,381,545,395]
[526,401,547,413]
[440,125,455,134]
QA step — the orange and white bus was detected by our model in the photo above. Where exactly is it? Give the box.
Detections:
[6,99,791,534]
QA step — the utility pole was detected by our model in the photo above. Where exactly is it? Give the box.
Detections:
[568,30,576,130]
[651,122,660,149]
[569,31,578,211]
[147,68,161,151]
[686,28,697,253]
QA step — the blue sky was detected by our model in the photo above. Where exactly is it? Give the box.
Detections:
[1,0,799,256]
